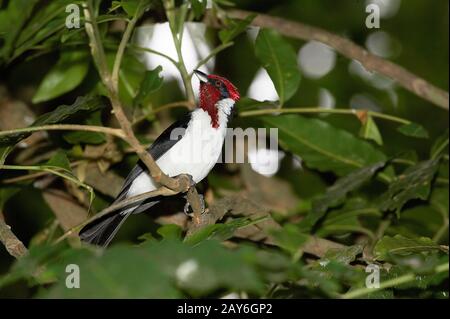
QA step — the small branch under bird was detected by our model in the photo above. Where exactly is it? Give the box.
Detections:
[79,70,240,247]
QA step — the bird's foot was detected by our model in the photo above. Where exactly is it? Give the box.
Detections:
[173,174,195,192]
[183,194,205,217]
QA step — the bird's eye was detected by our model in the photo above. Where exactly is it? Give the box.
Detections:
[215,80,221,87]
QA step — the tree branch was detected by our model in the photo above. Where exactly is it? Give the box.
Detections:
[0,213,28,259]
[219,9,449,110]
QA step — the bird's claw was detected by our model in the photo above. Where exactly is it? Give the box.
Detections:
[183,194,205,217]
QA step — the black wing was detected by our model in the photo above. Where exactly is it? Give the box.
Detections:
[113,111,192,203]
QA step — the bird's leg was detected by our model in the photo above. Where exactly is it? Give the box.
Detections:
[172,174,206,218]
[183,193,205,217]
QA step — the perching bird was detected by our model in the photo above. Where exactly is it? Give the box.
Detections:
[79,70,240,247]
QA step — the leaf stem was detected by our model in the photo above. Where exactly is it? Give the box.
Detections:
[163,0,196,106]
[431,138,449,160]
[130,44,178,66]
[111,2,143,92]
[0,164,93,202]
[0,124,126,140]
[341,262,449,299]
[239,107,411,125]
[191,42,234,74]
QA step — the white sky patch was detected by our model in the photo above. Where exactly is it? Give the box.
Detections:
[366,0,402,19]
[176,259,199,284]
[292,155,303,170]
[247,68,279,101]
[246,26,260,43]
[298,41,336,79]
[318,88,335,109]
[135,22,214,99]
[248,147,285,177]
[366,31,400,58]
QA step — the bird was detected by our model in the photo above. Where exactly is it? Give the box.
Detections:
[79,70,240,247]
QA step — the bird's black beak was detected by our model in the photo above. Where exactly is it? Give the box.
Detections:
[194,69,208,83]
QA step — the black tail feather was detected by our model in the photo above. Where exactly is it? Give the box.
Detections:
[79,212,131,247]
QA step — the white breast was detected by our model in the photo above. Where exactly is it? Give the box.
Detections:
[127,99,234,198]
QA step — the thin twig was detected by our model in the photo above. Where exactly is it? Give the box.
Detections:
[239,107,411,125]
[163,0,196,107]
[131,44,178,66]
[132,100,194,126]
[0,124,126,140]
[191,42,234,76]
[218,9,449,110]
[1,161,84,184]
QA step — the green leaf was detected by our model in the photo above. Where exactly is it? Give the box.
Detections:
[360,116,383,145]
[299,162,385,231]
[106,52,146,106]
[397,122,429,139]
[119,0,152,17]
[184,216,268,246]
[174,2,189,37]
[320,245,364,265]
[0,147,12,165]
[133,66,164,108]
[383,257,449,291]
[316,198,381,237]
[236,97,278,111]
[190,0,207,19]
[0,186,21,210]
[63,111,106,145]
[379,158,440,216]
[212,0,235,6]
[13,240,267,297]
[374,235,444,261]
[0,95,107,147]
[254,29,301,105]
[32,50,89,103]
[0,0,40,61]
[430,129,449,159]
[260,115,390,178]
[157,224,183,241]
[14,0,75,51]
[270,224,309,256]
[0,154,94,207]
[219,14,256,44]
[45,151,72,172]
[41,151,95,205]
